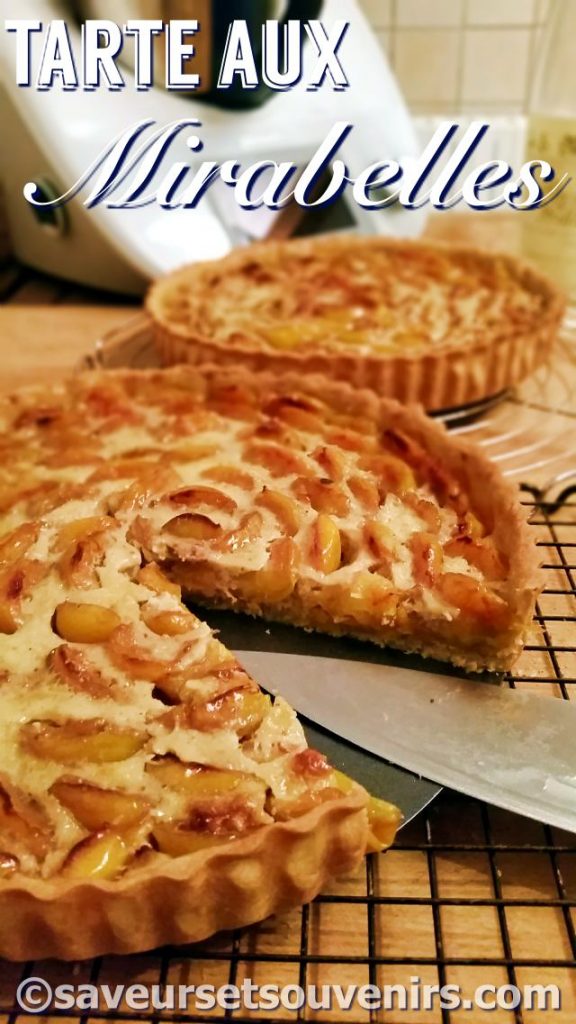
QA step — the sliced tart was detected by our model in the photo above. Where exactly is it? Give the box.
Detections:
[0,364,540,957]
[0,374,401,960]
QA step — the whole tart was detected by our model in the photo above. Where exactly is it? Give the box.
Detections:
[0,365,540,959]
[147,235,565,412]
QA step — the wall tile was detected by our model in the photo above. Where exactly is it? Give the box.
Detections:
[394,28,461,110]
[395,0,463,28]
[461,27,530,104]
[364,1,543,116]
[466,0,536,25]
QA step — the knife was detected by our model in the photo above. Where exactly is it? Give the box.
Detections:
[235,650,576,832]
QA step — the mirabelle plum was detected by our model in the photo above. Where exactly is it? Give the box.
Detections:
[238,537,296,603]
[0,852,18,877]
[152,823,234,857]
[107,623,181,682]
[366,797,404,852]
[50,778,151,831]
[264,396,326,434]
[60,830,133,880]
[0,522,39,566]
[0,603,19,635]
[409,533,444,588]
[137,562,181,599]
[292,477,350,517]
[348,475,380,512]
[0,782,51,859]
[143,607,196,637]
[147,761,267,802]
[243,442,312,478]
[49,645,114,699]
[20,719,147,764]
[403,493,442,533]
[309,514,341,573]
[57,538,104,589]
[312,445,346,482]
[322,571,398,623]
[331,772,402,852]
[184,688,271,738]
[359,453,415,495]
[163,513,222,541]
[435,573,510,631]
[364,520,395,563]
[255,489,301,536]
[214,512,263,554]
[444,536,506,580]
[167,486,237,514]
[54,602,121,644]
[54,516,114,551]
[0,559,47,634]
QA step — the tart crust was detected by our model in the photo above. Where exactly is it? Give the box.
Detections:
[0,789,367,961]
[147,236,565,412]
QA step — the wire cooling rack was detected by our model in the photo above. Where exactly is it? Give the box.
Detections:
[1,323,575,1024]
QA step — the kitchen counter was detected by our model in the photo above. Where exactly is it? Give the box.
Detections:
[0,213,575,1023]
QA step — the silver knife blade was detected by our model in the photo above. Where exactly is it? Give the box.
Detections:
[235,650,576,832]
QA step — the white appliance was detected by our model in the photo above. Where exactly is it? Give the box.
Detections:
[0,0,425,294]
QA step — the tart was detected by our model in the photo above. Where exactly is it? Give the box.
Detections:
[147,235,564,412]
[0,371,403,961]
[0,364,539,958]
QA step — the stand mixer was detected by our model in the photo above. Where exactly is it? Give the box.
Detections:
[0,0,425,294]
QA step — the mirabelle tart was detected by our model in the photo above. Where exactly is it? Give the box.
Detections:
[0,364,539,956]
[146,235,564,412]
[0,504,398,960]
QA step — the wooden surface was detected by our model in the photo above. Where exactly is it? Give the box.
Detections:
[0,268,136,391]
[0,215,575,1022]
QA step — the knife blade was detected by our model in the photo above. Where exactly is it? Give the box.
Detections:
[235,650,576,832]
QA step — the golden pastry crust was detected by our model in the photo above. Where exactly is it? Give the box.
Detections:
[146,235,565,412]
[0,791,368,961]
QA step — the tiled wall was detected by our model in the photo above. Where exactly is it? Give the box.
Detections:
[361,0,550,115]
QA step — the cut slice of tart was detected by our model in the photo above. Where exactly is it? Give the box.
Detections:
[147,235,564,412]
[0,381,401,961]
[0,363,540,958]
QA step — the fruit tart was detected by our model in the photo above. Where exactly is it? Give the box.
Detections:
[0,364,540,958]
[147,235,564,411]
[0,398,400,960]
